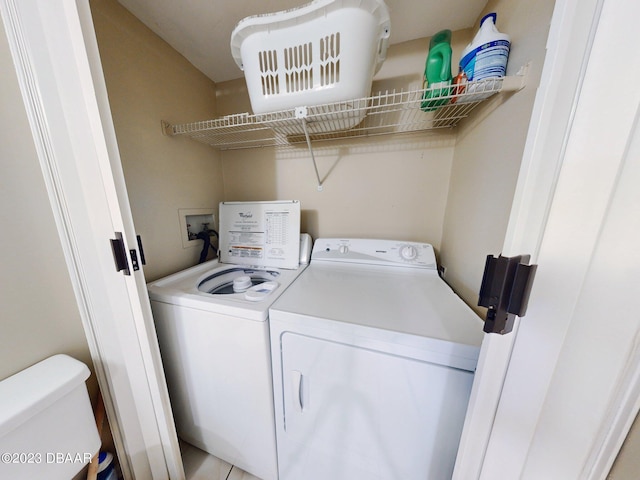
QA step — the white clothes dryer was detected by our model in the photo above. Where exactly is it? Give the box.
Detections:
[269,238,485,480]
[147,201,309,480]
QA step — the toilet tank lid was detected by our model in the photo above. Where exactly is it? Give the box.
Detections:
[0,354,91,438]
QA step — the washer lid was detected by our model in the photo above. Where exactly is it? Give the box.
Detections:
[218,201,301,270]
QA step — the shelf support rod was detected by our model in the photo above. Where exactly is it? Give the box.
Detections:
[297,107,323,191]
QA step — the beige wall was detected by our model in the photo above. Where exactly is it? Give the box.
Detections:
[217,33,478,250]
[216,4,550,290]
[90,0,224,281]
[0,13,92,383]
[440,0,556,313]
[221,134,454,245]
[88,0,519,286]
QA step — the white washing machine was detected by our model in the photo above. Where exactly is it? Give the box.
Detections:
[269,238,485,480]
[147,201,309,480]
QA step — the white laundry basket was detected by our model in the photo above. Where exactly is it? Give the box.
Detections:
[230,0,391,119]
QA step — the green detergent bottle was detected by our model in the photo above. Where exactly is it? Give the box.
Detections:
[421,29,453,111]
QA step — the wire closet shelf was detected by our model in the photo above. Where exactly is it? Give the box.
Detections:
[163,74,525,151]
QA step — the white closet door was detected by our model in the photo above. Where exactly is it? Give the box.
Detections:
[476,0,640,478]
[0,0,183,478]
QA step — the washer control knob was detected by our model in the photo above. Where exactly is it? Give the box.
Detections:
[399,244,418,261]
[338,245,349,254]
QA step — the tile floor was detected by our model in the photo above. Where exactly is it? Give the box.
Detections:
[181,441,262,480]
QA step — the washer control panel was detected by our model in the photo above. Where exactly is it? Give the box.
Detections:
[312,238,437,269]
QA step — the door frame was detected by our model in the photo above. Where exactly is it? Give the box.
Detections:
[477,0,640,476]
[2,0,636,479]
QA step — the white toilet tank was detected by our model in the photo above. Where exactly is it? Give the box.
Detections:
[0,354,101,479]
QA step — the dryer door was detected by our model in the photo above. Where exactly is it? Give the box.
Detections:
[276,332,475,480]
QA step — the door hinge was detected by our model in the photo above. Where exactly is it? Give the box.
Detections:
[478,254,538,335]
[110,233,146,276]
[110,232,130,276]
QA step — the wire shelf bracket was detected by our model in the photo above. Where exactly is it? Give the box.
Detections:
[295,107,324,191]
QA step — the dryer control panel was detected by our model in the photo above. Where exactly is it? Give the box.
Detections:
[311,238,437,269]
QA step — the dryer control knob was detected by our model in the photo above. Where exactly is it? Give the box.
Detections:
[399,244,418,261]
[339,245,349,254]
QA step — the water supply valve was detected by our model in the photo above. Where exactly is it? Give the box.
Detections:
[478,254,537,334]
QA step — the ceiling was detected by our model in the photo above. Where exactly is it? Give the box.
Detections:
[117,0,489,84]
